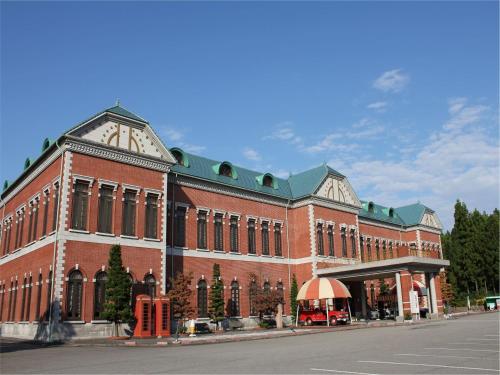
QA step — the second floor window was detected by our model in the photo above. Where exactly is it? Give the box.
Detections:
[122,190,136,236]
[367,240,372,261]
[174,206,186,247]
[382,241,387,259]
[71,181,89,230]
[197,211,207,249]
[230,216,239,252]
[145,194,158,239]
[389,242,393,258]
[350,229,356,258]
[327,225,334,256]
[98,186,114,234]
[214,213,223,251]
[360,236,365,262]
[261,221,269,255]
[52,182,59,232]
[248,219,256,254]
[274,223,282,256]
[341,227,347,257]
[41,191,49,237]
[375,240,380,260]
[317,223,324,256]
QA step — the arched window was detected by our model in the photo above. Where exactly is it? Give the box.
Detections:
[197,279,208,318]
[12,280,18,321]
[172,150,183,165]
[350,229,356,258]
[20,277,27,321]
[171,148,189,167]
[219,163,233,177]
[263,175,273,188]
[94,271,108,319]
[8,281,13,321]
[341,227,347,257]
[263,281,270,294]
[144,274,156,297]
[45,271,52,321]
[35,273,42,320]
[368,202,374,213]
[66,270,83,320]
[25,276,32,321]
[375,240,380,260]
[249,280,257,316]
[230,281,240,317]
[367,239,372,261]
[317,223,324,256]
[360,236,365,262]
[276,282,284,304]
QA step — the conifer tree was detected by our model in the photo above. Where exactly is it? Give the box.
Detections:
[209,263,225,328]
[290,274,298,322]
[102,245,132,337]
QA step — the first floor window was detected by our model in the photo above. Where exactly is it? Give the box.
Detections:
[197,279,208,318]
[71,181,89,230]
[35,273,42,320]
[20,278,27,321]
[45,271,52,321]
[277,282,284,304]
[230,281,240,317]
[66,270,83,320]
[25,276,32,321]
[93,271,107,319]
[249,280,257,316]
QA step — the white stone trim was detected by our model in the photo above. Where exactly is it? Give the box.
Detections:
[97,179,118,191]
[308,204,317,278]
[71,174,94,187]
[144,188,162,197]
[122,183,141,193]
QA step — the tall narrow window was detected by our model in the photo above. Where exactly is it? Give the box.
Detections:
[261,221,269,255]
[230,281,240,317]
[263,282,271,315]
[249,280,257,316]
[0,284,4,321]
[274,223,282,256]
[45,271,52,321]
[71,181,89,230]
[144,274,156,297]
[327,225,334,257]
[360,236,365,262]
[214,213,223,251]
[230,216,239,253]
[197,211,207,249]
[197,279,208,318]
[382,241,387,259]
[98,185,114,234]
[367,239,372,261]
[174,206,186,247]
[350,229,356,258]
[25,276,32,321]
[12,280,18,321]
[8,281,13,321]
[66,270,83,320]
[122,190,137,236]
[35,273,42,320]
[341,227,347,258]
[375,240,380,260]
[3,220,11,255]
[20,277,27,321]
[41,190,49,237]
[52,182,59,231]
[14,215,20,250]
[145,194,158,239]
[276,282,284,304]
[389,242,393,258]
[32,199,39,242]
[27,204,34,243]
[248,219,256,254]
[93,271,108,319]
[317,223,324,256]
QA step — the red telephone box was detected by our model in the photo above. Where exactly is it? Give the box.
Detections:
[133,294,153,338]
[154,296,171,337]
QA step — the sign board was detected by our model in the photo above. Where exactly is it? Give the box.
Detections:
[410,290,419,314]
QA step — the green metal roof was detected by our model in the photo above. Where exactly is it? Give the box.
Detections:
[394,203,431,226]
[359,200,405,226]
[104,105,148,124]
[288,164,344,199]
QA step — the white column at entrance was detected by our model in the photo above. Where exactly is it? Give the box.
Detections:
[395,272,404,319]
[429,272,438,317]
[360,282,367,319]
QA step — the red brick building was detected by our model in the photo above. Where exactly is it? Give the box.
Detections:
[0,105,449,339]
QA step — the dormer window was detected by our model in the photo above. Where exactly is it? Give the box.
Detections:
[263,175,273,188]
[170,148,189,167]
[368,202,374,213]
[213,161,237,179]
[388,208,394,217]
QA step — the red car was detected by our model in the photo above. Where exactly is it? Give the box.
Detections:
[299,308,350,326]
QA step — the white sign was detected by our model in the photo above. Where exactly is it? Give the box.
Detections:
[410,291,419,314]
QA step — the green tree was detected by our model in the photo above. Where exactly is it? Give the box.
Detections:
[209,264,225,329]
[102,245,132,337]
[167,272,194,332]
[290,274,298,323]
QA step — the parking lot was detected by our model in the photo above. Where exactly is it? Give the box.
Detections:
[1,312,499,374]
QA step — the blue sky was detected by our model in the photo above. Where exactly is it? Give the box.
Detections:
[1,2,498,229]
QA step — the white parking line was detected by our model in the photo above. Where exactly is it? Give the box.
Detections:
[448,342,499,346]
[468,338,499,341]
[395,353,485,360]
[310,368,378,375]
[358,360,500,372]
[485,335,500,337]
[425,347,500,353]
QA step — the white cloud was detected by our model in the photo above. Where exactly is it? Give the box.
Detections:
[373,69,410,93]
[243,147,261,161]
[367,101,388,112]
[448,97,467,115]
[160,127,183,142]
[158,126,205,154]
[263,122,303,145]
[443,99,489,130]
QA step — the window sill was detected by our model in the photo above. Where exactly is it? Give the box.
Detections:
[64,320,86,324]
[18,321,30,324]
[120,235,138,240]
[274,256,284,259]
[144,237,161,242]
[39,235,46,241]
[91,320,109,324]
[69,229,90,234]
[213,250,225,254]
[229,252,242,255]
[174,246,188,250]
[247,253,257,257]
[1,254,8,259]
[48,230,56,236]
[261,254,272,258]
[317,255,327,258]
[230,316,243,319]
[12,248,21,253]
[196,248,209,252]
[96,232,115,237]
[25,241,36,247]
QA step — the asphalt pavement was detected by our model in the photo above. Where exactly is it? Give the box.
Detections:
[1,312,499,374]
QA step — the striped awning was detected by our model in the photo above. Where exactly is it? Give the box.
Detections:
[296,277,352,300]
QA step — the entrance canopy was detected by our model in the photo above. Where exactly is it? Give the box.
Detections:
[297,277,352,300]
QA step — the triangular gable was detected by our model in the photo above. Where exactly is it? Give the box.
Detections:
[420,210,443,229]
[66,107,177,163]
[315,174,361,207]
